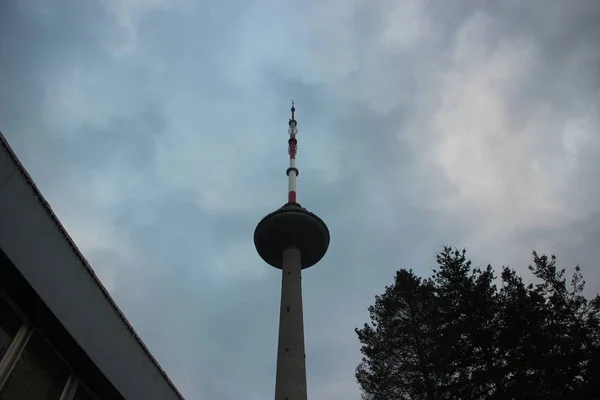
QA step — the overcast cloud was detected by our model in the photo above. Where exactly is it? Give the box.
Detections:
[1,0,599,398]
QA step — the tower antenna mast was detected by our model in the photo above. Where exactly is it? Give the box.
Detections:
[287,101,298,204]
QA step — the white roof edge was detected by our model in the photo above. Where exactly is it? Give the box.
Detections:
[0,132,185,400]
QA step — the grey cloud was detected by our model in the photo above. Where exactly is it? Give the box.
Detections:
[63,107,166,171]
[104,186,331,392]
[1,0,599,399]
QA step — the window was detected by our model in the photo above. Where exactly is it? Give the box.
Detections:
[0,298,21,362]
[72,386,94,400]
[0,332,70,400]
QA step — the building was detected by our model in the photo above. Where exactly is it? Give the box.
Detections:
[0,131,185,400]
[254,104,330,400]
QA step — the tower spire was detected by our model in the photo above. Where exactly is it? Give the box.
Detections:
[287,101,299,204]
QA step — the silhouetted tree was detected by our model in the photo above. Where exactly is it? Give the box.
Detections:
[356,269,436,400]
[356,247,600,400]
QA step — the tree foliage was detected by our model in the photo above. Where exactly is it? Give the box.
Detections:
[356,247,600,400]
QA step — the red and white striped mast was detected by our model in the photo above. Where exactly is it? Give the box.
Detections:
[287,101,299,204]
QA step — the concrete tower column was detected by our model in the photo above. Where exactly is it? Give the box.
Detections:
[275,246,307,400]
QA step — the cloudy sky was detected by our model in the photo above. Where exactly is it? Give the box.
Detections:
[1,0,599,398]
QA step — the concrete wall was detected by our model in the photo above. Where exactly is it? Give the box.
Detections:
[0,135,183,400]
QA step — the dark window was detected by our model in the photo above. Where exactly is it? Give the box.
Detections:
[72,386,94,400]
[0,297,22,361]
[0,332,70,400]
[286,307,290,312]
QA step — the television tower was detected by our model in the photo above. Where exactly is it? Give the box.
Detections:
[254,102,330,400]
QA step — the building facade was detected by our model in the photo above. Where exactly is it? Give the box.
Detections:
[0,132,184,400]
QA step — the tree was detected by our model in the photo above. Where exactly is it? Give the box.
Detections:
[525,253,600,398]
[356,269,437,400]
[355,247,600,400]
[427,248,499,399]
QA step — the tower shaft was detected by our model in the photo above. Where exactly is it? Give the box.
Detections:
[274,246,307,400]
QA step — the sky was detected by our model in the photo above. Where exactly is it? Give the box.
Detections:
[1,0,599,398]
